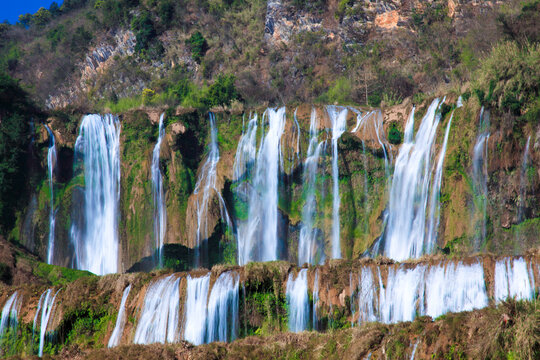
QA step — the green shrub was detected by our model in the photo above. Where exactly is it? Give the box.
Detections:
[204,74,240,107]
[388,122,402,145]
[185,31,208,63]
[131,11,157,54]
[319,76,353,104]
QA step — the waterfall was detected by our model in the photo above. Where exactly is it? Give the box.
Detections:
[108,284,131,348]
[312,270,319,330]
[206,272,239,343]
[152,113,166,266]
[45,126,57,265]
[286,269,309,332]
[0,292,21,347]
[327,106,348,259]
[236,108,286,264]
[457,96,463,108]
[426,111,453,252]
[410,340,420,360]
[134,275,180,344]
[183,273,210,345]
[494,257,535,302]
[357,267,377,324]
[71,114,121,275]
[33,289,59,356]
[383,99,442,261]
[425,261,488,318]
[298,108,325,265]
[517,136,531,226]
[471,107,490,250]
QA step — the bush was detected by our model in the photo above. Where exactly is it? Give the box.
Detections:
[203,74,240,107]
[185,31,208,63]
[388,123,402,145]
[319,76,353,104]
[132,11,157,54]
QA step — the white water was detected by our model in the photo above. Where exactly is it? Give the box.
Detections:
[151,113,167,266]
[425,261,488,318]
[383,99,442,261]
[286,269,309,332]
[357,267,377,324]
[312,270,320,330]
[426,112,453,252]
[206,272,239,343]
[71,114,121,275]
[134,275,180,344]
[33,289,59,356]
[0,292,21,339]
[108,285,131,348]
[45,126,57,265]
[237,108,286,264]
[457,96,463,108]
[298,108,325,265]
[471,107,490,250]
[327,106,348,259]
[494,257,535,302]
[410,340,420,360]
[183,273,210,345]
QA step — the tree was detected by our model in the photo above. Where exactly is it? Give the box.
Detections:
[18,13,33,28]
[185,32,208,63]
[31,7,52,27]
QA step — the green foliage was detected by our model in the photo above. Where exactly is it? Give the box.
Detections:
[185,31,209,63]
[388,122,402,145]
[131,10,162,58]
[70,26,93,53]
[319,77,353,104]
[204,74,240,107]
[33,262,94,286]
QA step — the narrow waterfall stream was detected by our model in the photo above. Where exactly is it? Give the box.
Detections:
[517,136,531,226]
[33,289,59,356]
[206,272,240,343]
[45,125,57,265]
[494,257,535,302]
[183,273,210,345]
[70,114,121,275]
[151,113,167,266]
[0,291,22,349]
[108,284,131,348]
[286,269,309,332]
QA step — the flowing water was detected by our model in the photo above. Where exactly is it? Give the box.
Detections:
[33,289,59,356]
[517,136,531,225]
[0,291,22,348]
[383,99,442,261]
[298,108,325,265]
[45,126,57,265]
[206,272,240,343]
[312,270,320,330]
[494,257,535,302]
[357,267,377,324]
[151,113,167,266]
[286,269,309,332]
[71,114,121,275]
[326,106,348,259]
[108,285,131,348]
[134,275,180,344]
[183,273,211,345]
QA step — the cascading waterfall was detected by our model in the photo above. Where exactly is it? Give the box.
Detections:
[108,284,131,348]
[134,275,180,344]
[206,272,239,343]
[0,292,22,346]
[426,112,453,252]
[286,269,309,332]
[494,257,535,302]
[71,114,121,275]
[471,107,490,250]
[383,99,442,261]
[327,106,348,259]
[33,289,59,356]
[236,108,286,264]
[357,267,377,324]
[183,273,210,345]
[312,270,320,330]
[45,126,57,265]
[151,113,167,266]
[410,340,420,360]
[298,108,326,265]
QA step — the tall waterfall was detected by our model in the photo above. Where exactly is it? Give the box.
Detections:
[71,114,121,275]
[0,291,21,347]
[183,273,210,345]
[494,257,535,302]
[134,275,180,344]
[45,126,57,265]
[383,99,442,261]
[236,108,286,264]
[471,107,490,250]
[357,267,377,324]
[298,108,325,265]
[206,272,240,343]
[108,284,131,348]
[286,269,309,332]
[151,113,166,266]
[327,106,348,259]
[33,289,58,356]
[426,112,453,252]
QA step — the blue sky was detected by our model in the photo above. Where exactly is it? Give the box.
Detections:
[2,1,64,24]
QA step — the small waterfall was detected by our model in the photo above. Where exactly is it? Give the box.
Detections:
[312,270,320,330]
[426,111,453,252]
[517,136,531,225]
[494,257,535,302]
[183,273,210,345]
[206,272,239,343]
[108,285,131,348]
[357,267,377,324]
[471,107,490,250]
[410,340,420,360]
[0,292,22,347]
[327,106,348,259]
[33,289,59,356]
[134,275,180,344]
[151,113,167,266]
[383,99,442,261]
[298,108,325,265]
[457,96,463,108]
[286,269,309,332]
[237,108,286,264]
[71,114,121,275]
[45,126,57,265]
[425,261,488,318]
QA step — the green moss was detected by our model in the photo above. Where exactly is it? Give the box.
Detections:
[33,262,94,286]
